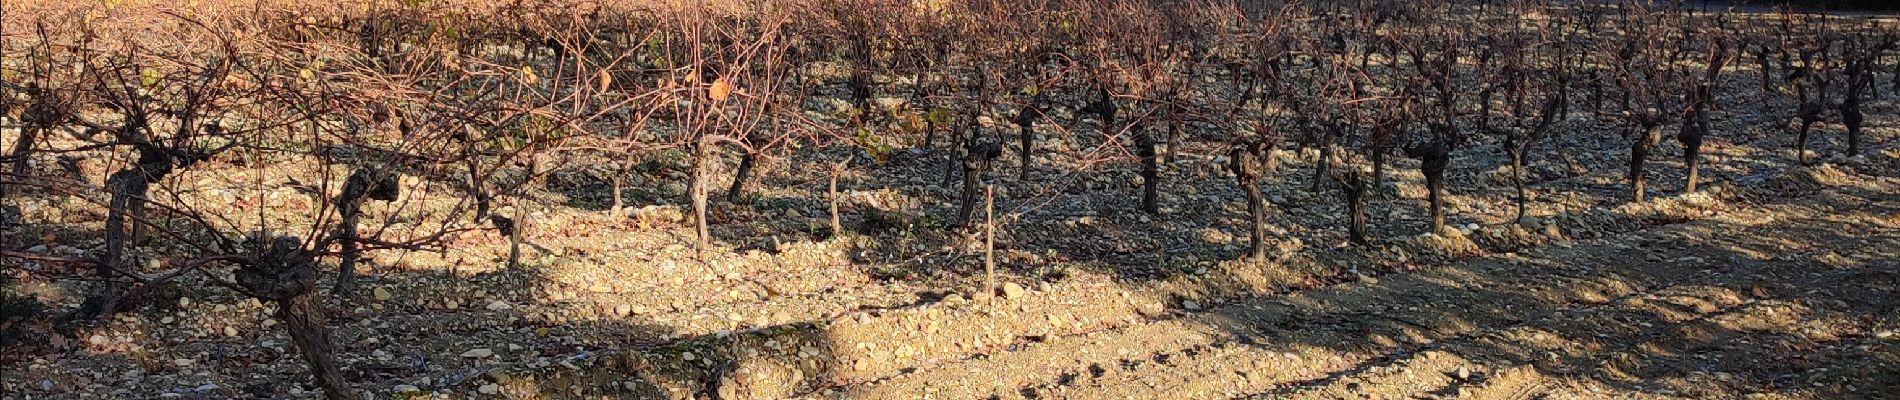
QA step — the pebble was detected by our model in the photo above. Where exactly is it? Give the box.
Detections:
[393,384,420,393]
[486,369,513,384]
[1182,300,1202,311]
[478,383,501,394]
[486,300,513,311]
[1519,216,1544,228]
[373,287,393,302]
[461,348,495,358]
[1001,282,1027,300]
[1134,301,1166,317]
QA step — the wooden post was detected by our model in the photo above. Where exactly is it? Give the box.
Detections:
[984,185,995,307]
[829,171,840,237]
[507,202,524,269]
[829,156,851,239]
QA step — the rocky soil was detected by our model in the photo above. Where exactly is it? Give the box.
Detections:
[5,48,1900,400]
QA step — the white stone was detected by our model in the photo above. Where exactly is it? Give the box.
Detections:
[1000,282,1027,300]
[486,300,512,311]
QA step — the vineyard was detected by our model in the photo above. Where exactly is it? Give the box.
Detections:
[2,0,1899,399]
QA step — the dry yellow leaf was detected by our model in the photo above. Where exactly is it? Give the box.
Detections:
[709,77,733,103]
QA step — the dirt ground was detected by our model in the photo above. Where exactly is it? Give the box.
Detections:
[5,50,1900,400]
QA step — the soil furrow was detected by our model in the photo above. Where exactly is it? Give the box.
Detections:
[813,174,1896,399]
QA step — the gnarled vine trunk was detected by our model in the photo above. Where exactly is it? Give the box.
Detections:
[1509,144,1528,222]
[728,150,757,202]
[955,140,1000,229]
[1341,169,1369,247]
[1681,96,1711,194]
[1405,141,1450,235]
[6,124,34,193]
[332,168,399,295]
[1629,124,1662,203]
[235,236,356,400]
[1228,142,1271,260]
[1137,123,1159,215]
[1311,143,1331,194]
[84,147,174,318]
[1014,101,1039,182]
[1844,97,1864,157]
[1795,116,1817,165]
